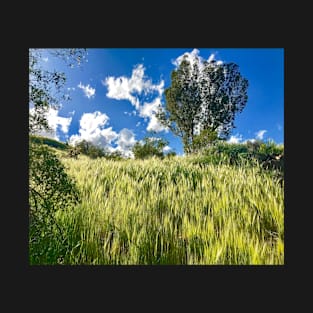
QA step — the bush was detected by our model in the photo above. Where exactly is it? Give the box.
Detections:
[132,137,168,159]
[192,129,218,153]
[103,150,124,161]
[196,140,284,172]
[75,140,105,159]
[29,140,80,263]
[166,151,177,158]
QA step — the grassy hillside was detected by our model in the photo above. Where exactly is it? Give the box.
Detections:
[29,139,284,265]
[30,135,69,150]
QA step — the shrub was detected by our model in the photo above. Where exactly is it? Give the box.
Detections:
[166,151,177,158]
[29,140,80,263]
[103,150,124,161]
[197,140,284,172]
[132,137,168,159]
[75,140,105,159]
[192,129,218,153]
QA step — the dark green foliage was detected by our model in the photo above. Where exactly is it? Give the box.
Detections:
[132,137,168,159]
[192,129,218,153]
[191,140,284,173]
[103,150,124,161]
[29,140,80,264]
[157,55,248,153]
[68,146,80,159]
[158,56,203,154]
[72,140,124,160]
[255,141,284,172]
[166,151,177,158]
[75,140,105,159]
[87,145,106,159]
[30,135,68,150]
[29,49,86,264]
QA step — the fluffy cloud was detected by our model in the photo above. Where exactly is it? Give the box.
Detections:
[225,128,269,145]
[255,130,267,140]
[146,114,166,132]
[163,145,171,153]
[207,53,215,63]
[172,48,202,67]
[139,97,167,132]
[104,64,164,104]
[115,128,136,158]
[77,82,96,99]
[69,111,136,158]
[69,111,118,147]
[103,64,165,132]
[172,49,223,69]
[227,133,243,144]
[30,107,72,140]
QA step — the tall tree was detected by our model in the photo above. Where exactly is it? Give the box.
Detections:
[157,55,248,153]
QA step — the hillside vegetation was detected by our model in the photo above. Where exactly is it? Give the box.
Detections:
[29,137,284,265]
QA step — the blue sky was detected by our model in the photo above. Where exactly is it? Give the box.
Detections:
[32,48,284,156]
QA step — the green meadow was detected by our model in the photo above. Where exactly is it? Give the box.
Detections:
[29,142,284,265]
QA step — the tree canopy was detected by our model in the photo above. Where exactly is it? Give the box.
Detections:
[157,55,248,153]
[132,137,168,159]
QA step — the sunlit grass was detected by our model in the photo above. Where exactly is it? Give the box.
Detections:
[31,153,284,265]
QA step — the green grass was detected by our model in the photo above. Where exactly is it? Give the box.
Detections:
[30,135,69,150]
[31,151,284,265]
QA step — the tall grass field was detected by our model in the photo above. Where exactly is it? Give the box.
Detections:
[29,146,284,265]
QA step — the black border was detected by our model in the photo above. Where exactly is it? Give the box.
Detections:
[7,15,299,306]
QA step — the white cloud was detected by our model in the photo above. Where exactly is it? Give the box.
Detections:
[103,64,166,132]
[80,111,109,133]
[69,111,118,148]
[172,49,223,70]
[226,128,268,145]
[208,53,215,63]
[68,112,136,158]
[124,111,137,117]
[255,130,267,140]
[208,53,223,65]
[140,97,168,133]
[136,121,141,127]
[104,64,164,110]
[43,57,49,62]
[140,99,158,117]
[243,138,256,143]
[227,133,243,144]
[77,82,96,99]
[163,145,171,153]
[115,128,136,158]
[172,48,202,67]
[172,49,223,69]
[30,107,72,140]
[146,114,167,132]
